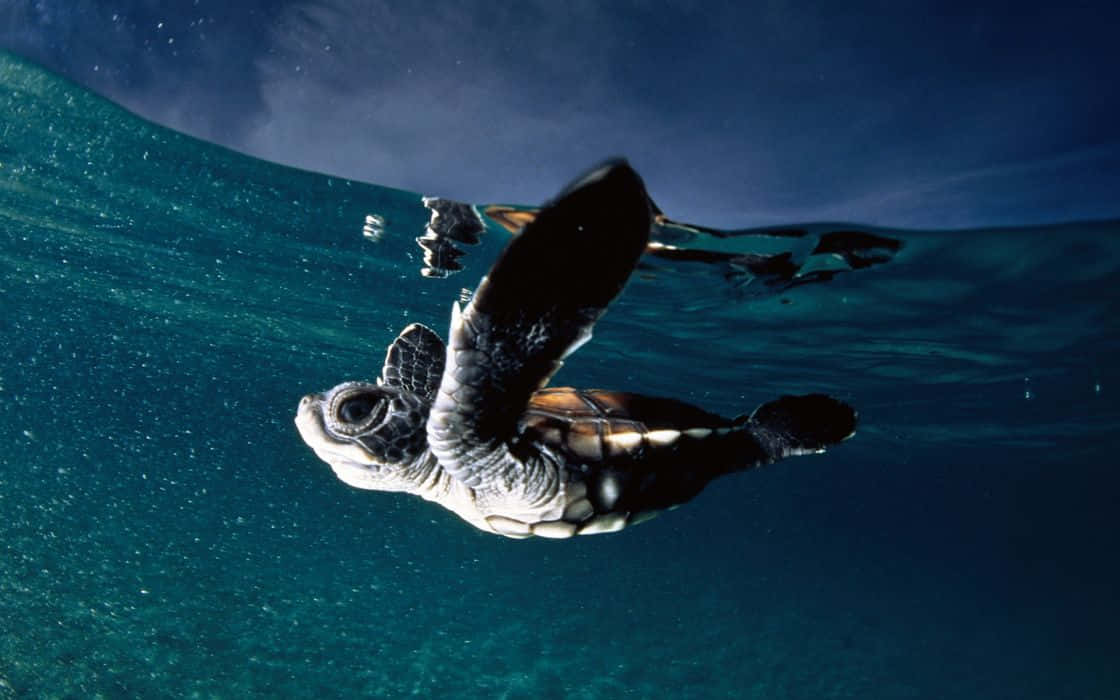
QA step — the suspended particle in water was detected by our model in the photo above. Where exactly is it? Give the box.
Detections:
[1023,377,1033,400]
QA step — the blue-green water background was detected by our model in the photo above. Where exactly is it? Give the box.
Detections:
[2,52,1119,698]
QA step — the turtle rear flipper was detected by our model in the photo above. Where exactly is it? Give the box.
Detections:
[429,161,652,491]
[744,394,857,459]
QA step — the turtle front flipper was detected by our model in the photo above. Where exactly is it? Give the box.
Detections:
[428,161,653,498]
[380,323,445,401]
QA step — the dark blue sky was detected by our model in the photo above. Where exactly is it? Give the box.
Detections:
[3,1,1118,228]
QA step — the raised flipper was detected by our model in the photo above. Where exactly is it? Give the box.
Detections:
[428,161,653,493]
[380,323,446,401]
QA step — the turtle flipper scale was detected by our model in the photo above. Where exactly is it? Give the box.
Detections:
[428,161,653,491]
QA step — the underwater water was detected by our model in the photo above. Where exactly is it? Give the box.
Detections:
[2,50,1119,698]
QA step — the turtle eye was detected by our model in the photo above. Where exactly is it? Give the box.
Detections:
[339,394,381,424]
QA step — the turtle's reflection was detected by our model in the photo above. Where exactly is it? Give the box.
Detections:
[386,194,904,290]
[416,197,486,278]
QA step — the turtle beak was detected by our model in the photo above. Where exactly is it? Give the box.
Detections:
[295,393,325,446]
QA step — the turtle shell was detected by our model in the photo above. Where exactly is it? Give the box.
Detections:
[519,387,734,466]
[512,387,746,535]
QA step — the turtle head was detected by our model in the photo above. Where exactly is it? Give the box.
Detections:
[295,381,433,493]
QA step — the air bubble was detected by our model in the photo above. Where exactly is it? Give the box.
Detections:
[362,213,386,242]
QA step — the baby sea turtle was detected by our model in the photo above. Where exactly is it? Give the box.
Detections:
[295,161,857,538]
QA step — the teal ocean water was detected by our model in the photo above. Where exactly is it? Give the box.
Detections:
[2,51,1119,698]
